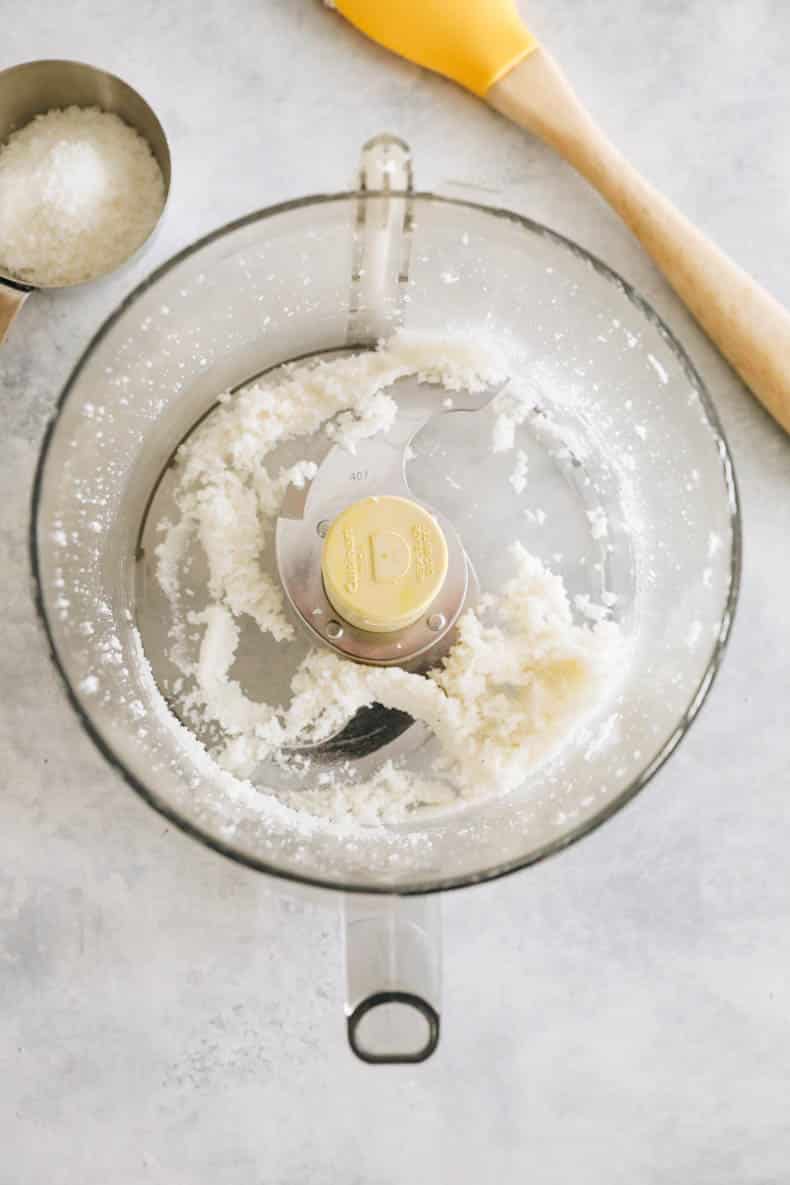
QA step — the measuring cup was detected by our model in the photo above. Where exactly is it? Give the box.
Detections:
[0,58,171,344]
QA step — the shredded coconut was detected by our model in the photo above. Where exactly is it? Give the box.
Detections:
[574,593,611,623]
[153,333,622,823]
[0,106,165,286]
[492,413,516,453]
[509,449,529,494]
[686,621,703,649]
[586,506,609,540]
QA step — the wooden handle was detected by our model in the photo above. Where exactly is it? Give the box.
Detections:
[0,281,30,345]
[489,48,790,433]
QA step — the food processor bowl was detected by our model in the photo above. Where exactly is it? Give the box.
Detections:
[32,137,739,1061]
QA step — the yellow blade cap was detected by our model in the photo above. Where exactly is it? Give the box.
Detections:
[321,496,449,633]
[332,0,538,97]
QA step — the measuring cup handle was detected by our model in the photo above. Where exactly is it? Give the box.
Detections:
[343,892,441,1064]
[0,280,31,345]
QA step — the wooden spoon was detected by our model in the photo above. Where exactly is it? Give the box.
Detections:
[332,0,790,433]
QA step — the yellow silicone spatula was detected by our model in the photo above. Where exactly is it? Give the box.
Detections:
[332,0,790,434]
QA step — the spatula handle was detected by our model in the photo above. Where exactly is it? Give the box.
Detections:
[489,48,790,434]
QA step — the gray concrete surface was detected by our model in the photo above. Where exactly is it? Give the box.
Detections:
[1,2,789,1181]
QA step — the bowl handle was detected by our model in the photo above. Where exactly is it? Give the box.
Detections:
[343,892,441,1063]
[0,279,31,346]
[347,133,414,347]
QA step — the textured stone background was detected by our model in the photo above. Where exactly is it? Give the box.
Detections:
[1,2,789,1181]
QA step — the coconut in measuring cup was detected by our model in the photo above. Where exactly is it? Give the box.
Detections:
[0,58,170,343]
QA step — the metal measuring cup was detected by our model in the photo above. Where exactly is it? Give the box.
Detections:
[0,59,171,344]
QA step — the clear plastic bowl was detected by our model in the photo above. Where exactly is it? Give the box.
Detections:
[32,151,739,897]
